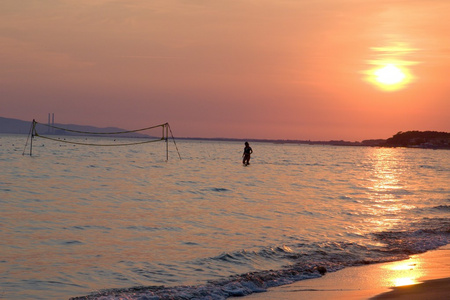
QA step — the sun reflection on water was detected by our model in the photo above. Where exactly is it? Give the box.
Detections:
[363,148,412,231]
[368,149,404,197]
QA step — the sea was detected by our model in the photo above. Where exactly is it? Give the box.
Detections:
[1,134,449,299]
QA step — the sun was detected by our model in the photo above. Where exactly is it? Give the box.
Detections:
[364,43,417,91]
[374,64,405,85]
[366,62,412,91]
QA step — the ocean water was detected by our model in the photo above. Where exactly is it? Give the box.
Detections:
[0,134,449,299]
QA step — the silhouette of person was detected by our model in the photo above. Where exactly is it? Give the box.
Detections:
[242,142,253,165]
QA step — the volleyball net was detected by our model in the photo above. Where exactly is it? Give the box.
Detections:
[23,119,181,160]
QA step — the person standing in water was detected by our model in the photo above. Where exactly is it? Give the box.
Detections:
[242,142,253,165]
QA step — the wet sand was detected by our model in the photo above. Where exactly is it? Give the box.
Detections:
[244,244,450,300]
[371,277,450,299]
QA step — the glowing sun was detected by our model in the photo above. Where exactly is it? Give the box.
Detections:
[374,64,406,85]
[366,63,412,91]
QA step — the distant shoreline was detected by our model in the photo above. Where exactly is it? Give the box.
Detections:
[3,132,449,150]
[177,136,449,149]
[1,116,448,149]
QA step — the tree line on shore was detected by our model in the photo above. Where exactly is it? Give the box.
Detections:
[188,131,449,149]
[381,131,450,149]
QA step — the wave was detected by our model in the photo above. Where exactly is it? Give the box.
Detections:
[433,205,450,212]
[70,217,449,300]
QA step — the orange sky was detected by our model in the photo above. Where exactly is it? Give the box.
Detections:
[1,0,449,141]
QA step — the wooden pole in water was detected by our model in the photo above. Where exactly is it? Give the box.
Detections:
[30,119,36,156]
[165,123,169,161]
[23,119,35,156]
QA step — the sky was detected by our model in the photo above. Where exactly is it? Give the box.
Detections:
[1,0,449,141]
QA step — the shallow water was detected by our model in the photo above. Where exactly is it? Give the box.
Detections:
[0,134,449,299]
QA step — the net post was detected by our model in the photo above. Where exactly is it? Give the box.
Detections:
[167,123,181,160]
[165,123,169,161]
[30,119,36,156]
[30,130,33,156]
[23,119,35,156]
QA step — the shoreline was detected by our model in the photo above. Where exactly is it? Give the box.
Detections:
[244,244,450,300]
[371,277,450,299]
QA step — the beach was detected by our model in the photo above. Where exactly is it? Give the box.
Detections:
[244,244,450,300]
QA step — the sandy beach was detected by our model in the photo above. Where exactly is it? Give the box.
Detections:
[244,244,450,300]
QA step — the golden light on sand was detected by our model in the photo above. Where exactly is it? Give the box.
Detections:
[392,277,417,287]
[383,258,424,287]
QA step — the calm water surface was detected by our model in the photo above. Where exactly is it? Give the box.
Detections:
[0,135,449,299]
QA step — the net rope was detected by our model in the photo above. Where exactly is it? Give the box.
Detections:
[32,121,166,147]
[34,134,164,147]
[24,120,181,159]
[34,121,165,135]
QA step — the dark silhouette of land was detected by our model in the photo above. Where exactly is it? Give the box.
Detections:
[1,116,449,149]
[384,131,450,149]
